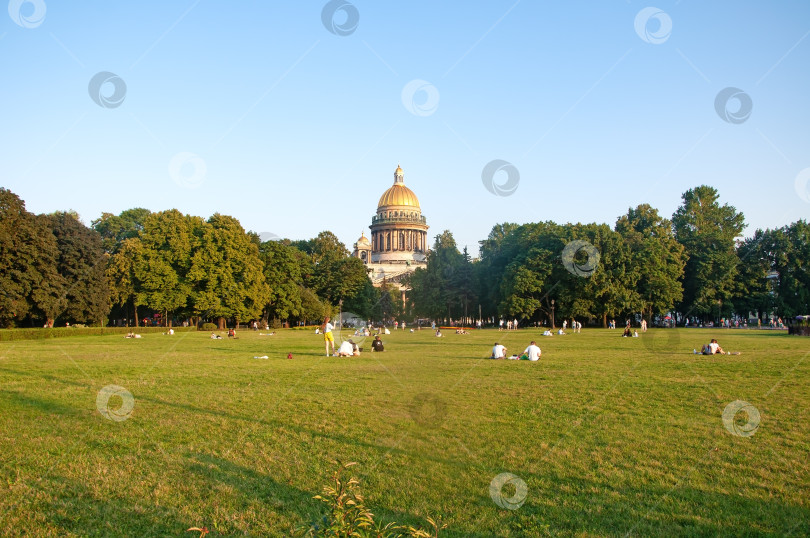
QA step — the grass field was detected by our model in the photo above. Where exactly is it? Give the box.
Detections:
[0,326,808,536]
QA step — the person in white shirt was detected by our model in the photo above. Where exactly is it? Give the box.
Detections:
[523,341,541,361]
[337,340,354,356]
[491,342,507,359]
[322,317,335,356]
[701,339,725,355]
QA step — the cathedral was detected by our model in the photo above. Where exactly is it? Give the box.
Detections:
[352,165,429,292]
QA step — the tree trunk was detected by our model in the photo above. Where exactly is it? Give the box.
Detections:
[217,317,226,330]
[134,302,139,327]
[602,313,608,328]
[46,318,54,328]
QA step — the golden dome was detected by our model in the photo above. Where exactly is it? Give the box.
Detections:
[378,184,420,208]
[378,164,420,209]
[357,232,370,245]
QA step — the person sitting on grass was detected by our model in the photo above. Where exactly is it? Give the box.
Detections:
[542,330,553,336]
[228,328,236,338]
[435,329,443,337]
[337,340,354,357]
[371,335,384,352]
[701,339,725,355]
[522,341,542,361]
[490,342,507,359]
[622,327,632,337]
[211,332,222,339]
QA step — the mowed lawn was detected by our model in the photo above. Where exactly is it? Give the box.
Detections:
[0,327,808,537]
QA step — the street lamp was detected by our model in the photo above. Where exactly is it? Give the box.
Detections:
[551,299,555,329]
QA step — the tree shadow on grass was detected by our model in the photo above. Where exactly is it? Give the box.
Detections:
[463,471,810,537]
[25,474,188,537]
[184,452,459,536]
[183,451,319,534]
[0,388,82,416]
[0,365,530,480]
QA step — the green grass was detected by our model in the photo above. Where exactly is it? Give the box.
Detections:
[0,327,808,536]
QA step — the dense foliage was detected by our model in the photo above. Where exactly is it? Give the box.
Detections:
[1,190,375,328]
[1,185,807,328]
[408,188,807,326]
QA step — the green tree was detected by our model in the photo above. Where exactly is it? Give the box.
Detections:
[672,186,745,318]
[780,220,810,316]
[189,214,270,328]
[342,278,379,321]
[566,222,638,327]
[735,221,810,319]
[372,281,401,322]
[135,210,197,325]
[299,231,370,307]
[498,245,555,320]
[45,211,110,326]
[451,246,477,322]
[479,222,562,325]
[107,237,145,326]
[258,239,305,322]
[616,204,685,322]
[91,208,151,254]
[299,286,330,324]
[0,189,63,327]
[477,222,520,319]
[409,231,466,321]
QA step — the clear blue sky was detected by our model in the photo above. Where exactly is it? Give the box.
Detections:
[2,1,809,255]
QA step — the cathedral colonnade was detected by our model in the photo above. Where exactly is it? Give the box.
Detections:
[370,229,427,253]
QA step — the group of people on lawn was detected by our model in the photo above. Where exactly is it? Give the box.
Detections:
[319,316,730,360]
[321,316,385,357]
[489,341,542,361]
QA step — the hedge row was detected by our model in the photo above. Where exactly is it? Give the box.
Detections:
[0,326,196,342]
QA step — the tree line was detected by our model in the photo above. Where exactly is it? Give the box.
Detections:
[1,185,807,329]
[407,185,809,327]
[0,188,381,328]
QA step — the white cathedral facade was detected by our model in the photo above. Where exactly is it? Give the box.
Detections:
[352,165,429,290]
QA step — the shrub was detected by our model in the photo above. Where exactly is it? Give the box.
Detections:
[300,461,446,537]
[199,322,218,331]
